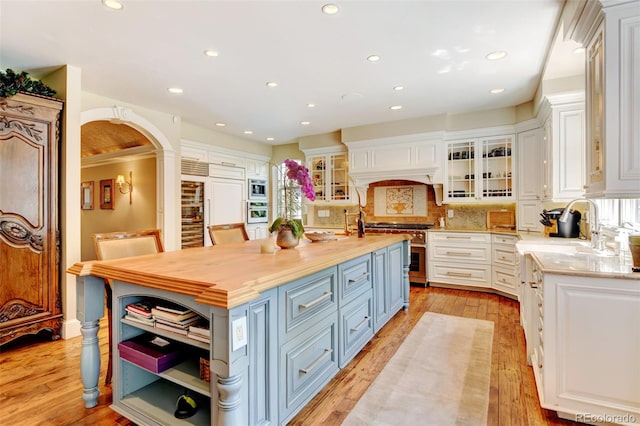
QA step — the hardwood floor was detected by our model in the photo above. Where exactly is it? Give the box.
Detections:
[0,286,579,425]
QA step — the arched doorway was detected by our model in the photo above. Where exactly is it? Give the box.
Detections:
[80,107,177,251]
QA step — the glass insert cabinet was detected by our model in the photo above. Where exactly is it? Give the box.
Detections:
[445,135,515,202]
[307,152,350,203]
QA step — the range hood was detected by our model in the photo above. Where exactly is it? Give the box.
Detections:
[349,165,443,207]
[348,164,440,188]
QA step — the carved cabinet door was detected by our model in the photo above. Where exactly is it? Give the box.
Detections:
[0,93,63,345]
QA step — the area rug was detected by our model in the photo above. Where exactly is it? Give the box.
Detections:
[342,312,494,426]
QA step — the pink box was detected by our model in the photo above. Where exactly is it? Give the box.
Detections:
[118,334,184,373]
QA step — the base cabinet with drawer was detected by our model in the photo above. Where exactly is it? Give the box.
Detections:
[428,231,492,288]
[491,234,519,297]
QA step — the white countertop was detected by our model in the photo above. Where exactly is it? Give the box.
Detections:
[516,233,639,280]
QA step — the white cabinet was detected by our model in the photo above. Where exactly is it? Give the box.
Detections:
[580,2,640,198]
[246,158,269,179]
[246,224,269,240]
[539,95,586,201]
[491,234,518,298]
[517,128,543,232]
[209,177,245,226]
[428,231,492,288]
[530,269,640,422]
[306,150,350,203]
[444,135,515,203]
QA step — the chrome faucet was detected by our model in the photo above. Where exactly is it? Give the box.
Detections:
[559,199,603,250]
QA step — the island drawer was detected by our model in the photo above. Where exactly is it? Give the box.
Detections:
[279,313,339,423]
[280,267,338,339]
[339,290,373,368]
[338,253,372,305]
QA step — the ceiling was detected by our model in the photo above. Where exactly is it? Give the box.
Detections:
[0,1,584,147]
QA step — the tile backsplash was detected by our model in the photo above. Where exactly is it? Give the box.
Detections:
[306,180,516,230]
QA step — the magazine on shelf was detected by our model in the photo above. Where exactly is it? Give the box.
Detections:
[188,322,210,337]
[125,301,154,318]
[151,307,197,323]
[155,321,189,336]
[153,302,193,315]
[123,314,155,327]
[155,316,201,329]
[187,332,210,344]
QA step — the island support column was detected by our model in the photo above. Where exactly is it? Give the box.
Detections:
[76,275,105,408]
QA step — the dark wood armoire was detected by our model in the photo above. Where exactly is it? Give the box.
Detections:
[0,93,64,346]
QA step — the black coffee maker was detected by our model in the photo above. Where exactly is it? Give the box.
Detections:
[540,208,581,238]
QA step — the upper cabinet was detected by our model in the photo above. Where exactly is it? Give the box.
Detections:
[570,0,640,198]
[444,134,515,203]
[305,148,351,203]
[539,94,586,201]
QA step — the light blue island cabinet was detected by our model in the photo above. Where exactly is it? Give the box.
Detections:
[69,234,410,425]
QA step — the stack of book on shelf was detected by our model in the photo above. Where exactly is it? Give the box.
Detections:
[187,322,210,344]
[124,301,155,326]
[151,303,200,336]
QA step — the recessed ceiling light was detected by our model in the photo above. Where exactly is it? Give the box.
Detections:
[300,121,311,125]
[307,103,316,108]
[389,105,403,110]
[266,81,278,88]
[321,4,339,15]
[167,87,183,94]
[102,0,123,10]
[243,130,253,135]
[393,86,404,91]
[266,137,275,141]
[573,46,585,54]
[486,50,507,61]
[490,88,505,94]
[367,55,381,62]
[204,50,219,57]
[215,122,226,127]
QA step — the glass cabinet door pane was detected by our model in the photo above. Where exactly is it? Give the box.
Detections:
[447,140,475,199]
[181,180,205,248]
[481,137,513,198]
[330,153,349,201]
[310,156,326,201]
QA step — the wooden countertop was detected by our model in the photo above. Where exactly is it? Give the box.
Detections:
[68,234,410,309]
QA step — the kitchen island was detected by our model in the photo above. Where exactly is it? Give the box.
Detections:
[68,234,410,425]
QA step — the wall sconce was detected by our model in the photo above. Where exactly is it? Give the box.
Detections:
[116,171,133,204]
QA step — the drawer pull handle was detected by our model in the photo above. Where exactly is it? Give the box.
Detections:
[300,349,333,375]
[446,271,472,278]
[446,251,472,256]
[499,256,508,260]
[299,292,333,309]
[350,316,370,332]
[528,281,538,289]
[348,272,370,285]
[446,235,472,239]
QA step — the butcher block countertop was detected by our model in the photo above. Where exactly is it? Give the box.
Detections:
[68,234,410,309]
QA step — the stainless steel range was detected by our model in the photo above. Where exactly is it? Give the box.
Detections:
[364,222,432,287]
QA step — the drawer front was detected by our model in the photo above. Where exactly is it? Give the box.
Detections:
[279,315,339,422]
[429,262,491,287]
[492,234,518,245]
[339,291,374,368]
[492,266,518,294]
[430,244,491,263]
[493,246,516,266]
[429,232,491,244]
[338,254,372,304]
[280,267,337,339]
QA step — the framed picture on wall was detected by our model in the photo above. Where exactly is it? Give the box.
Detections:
[81,181,94,210]
[100,179,114,209]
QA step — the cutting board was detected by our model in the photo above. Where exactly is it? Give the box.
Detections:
[486,210,515,230]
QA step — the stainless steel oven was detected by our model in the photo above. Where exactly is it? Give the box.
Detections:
[247,201,268,223]
[248,179,267,200]
[364,223,431,287]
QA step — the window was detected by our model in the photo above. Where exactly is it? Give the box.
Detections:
[594,198,640,230]
[273,160,303,221]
